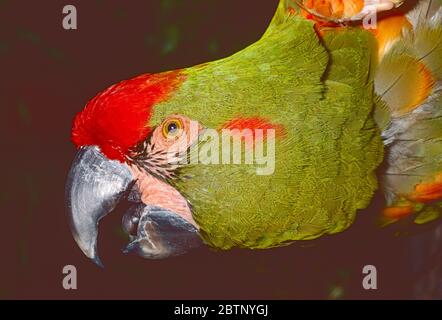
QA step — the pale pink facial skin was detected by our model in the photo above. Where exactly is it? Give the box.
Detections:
[129,165,197,226]
[128,115,203,227]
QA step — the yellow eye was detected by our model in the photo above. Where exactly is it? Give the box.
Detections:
[162,118,183,138]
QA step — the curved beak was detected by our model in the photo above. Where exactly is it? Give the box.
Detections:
[65,146,134,267]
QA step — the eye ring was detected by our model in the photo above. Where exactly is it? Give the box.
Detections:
[162,118,183,139]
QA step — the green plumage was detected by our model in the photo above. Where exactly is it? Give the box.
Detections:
[151,15,383,249]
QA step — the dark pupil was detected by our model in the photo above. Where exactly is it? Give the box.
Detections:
[167,122,178,133]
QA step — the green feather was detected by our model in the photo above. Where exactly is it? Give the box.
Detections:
[151,16,383,250]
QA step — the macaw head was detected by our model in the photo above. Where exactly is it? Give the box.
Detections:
[66,70,208,266]
[66,65,286,266]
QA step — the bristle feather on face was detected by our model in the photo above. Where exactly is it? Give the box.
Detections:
[127,115,203,181]
[71,70,185,161]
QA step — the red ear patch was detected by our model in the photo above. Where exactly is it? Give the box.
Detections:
[72,70,185,162]
[221,117,286,138]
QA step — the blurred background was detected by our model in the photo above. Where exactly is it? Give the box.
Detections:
[0,0,441,299]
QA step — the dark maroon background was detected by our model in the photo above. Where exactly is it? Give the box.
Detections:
[1,0,441,299]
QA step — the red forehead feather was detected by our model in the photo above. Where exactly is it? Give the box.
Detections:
[72,70,184,161]
[222,117,286,138]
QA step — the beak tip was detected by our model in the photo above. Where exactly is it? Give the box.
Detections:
[91,255,104,268]
[75,239,104,267]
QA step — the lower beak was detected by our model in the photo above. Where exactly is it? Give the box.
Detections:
[65,146,134,267]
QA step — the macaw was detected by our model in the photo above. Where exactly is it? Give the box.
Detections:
[66,0,442,266]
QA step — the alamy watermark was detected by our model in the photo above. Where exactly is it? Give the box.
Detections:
[362,265,378,290]
[61,1,398,32]
[160,120,277,176]
[62,265,77,290]
[62,5,77,30]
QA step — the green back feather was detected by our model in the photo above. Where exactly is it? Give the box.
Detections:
[151,15,383,249]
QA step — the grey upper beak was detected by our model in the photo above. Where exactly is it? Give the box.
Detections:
[65,146,134,267]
